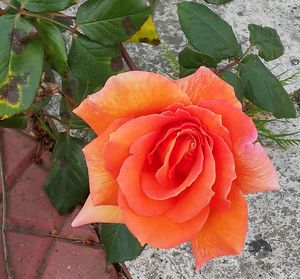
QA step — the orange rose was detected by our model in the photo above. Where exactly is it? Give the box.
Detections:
[71,67,279,269]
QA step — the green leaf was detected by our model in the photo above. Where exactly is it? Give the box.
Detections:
[4,0,21,15]
[33,19,68,76]
[204,0,233,4]
[101,224,144,264]
[76,0,150,45]
[0,15,44,119]
[178,46,218,77]
[68,35,123,85]
[220,71,244,102]
[248,24,284,62]
[44,133,89,214]
[60,72,100,129]
[238,55,296,118]
[16,0,75,12]
[177,2,241,61]
[0,115,27,129]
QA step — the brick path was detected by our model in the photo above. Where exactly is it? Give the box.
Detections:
[0,128,118,279]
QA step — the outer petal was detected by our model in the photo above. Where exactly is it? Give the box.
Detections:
[191,186,248,270]
[74,71,191,134]
[83,118,129,206]
[119,191,210,249]
[199,100,279,194]
[175,67,241,109]
[235,143,279,194]
[71,195,122,227]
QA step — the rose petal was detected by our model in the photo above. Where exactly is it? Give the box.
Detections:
[184,105,232,148]
[235,143,279,193]
[83,118,128,206]
[175,67,241,109]
[117,131,175,216]
[142,138,204,200]
[104,114,174,178]
[74,71,191,134]
[118,191,210,248]
[209,133,236,212]
[199,100,279,193]
[166,139,215,222]
[191,186,248,270]
[71,195,122,227]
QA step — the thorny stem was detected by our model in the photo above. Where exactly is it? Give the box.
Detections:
[120,44,139,71]
[0,137,14,279]
[215,44,253,75]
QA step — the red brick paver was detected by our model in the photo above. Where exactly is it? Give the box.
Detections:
[0,128,118,279]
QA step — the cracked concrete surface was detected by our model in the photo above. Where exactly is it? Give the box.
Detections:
[125,1,300,278]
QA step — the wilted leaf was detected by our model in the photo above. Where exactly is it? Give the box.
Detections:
[238,54,296,118]
[45,132,89,214]
[68,35,123,85]
[248,24,284,61]
[101,224,144,263]
[76,0,150,45]
[33,19,68,76]
[127,16,160,45]
[0,15,44,119]
[178,46,218,77]
[177,2,241,61]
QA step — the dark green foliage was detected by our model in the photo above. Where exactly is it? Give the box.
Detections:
[220,71,244,102]
[101,224,145,263]
[68,36,123,85]
[238,55,296,118]
[44,133,89,214]
[179,47,218,77]
[177,2,241,61]
[76,0,150,45]
[248,24,284,61]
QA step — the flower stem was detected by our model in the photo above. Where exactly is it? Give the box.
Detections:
[216,44,253,75]
[120,44,138,71]
[47,12,76,19]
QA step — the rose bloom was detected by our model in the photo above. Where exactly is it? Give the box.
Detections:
[72,67,278,269]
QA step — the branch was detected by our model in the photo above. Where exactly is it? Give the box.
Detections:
[0,135,14,279]
[120,44,138,71]
[19,10,82,36]
[215,44,253,75]
[47,12,76,20]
